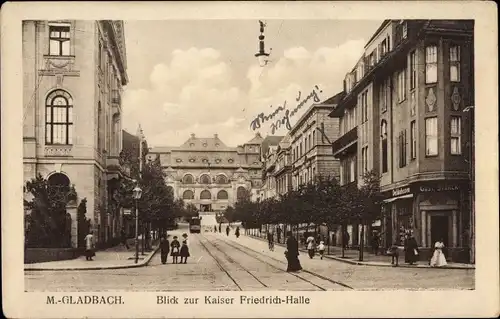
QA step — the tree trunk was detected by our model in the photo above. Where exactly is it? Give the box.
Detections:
[359,219,365,261]
[341,223,345,258]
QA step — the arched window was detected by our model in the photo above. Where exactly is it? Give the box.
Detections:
[381,120,388,173]
[47,173,71,200]
[182,190,194,200]
[215,174,228,184]
[217,190,229,200]
[182,174,194,184]
[200,190,211,200]
[45,90,73,145]
[200,174,211,184]
[236,186,247,201]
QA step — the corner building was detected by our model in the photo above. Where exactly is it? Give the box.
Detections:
[148,133,265,213]
[23,20,129,247]
[330,20,474,262]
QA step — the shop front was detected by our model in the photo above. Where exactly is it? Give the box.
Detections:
[382,180,470,263]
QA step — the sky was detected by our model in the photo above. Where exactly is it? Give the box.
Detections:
[122,19,383,147]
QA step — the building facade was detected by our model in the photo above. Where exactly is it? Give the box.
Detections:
[290,99,342,189]
[259,136,285,201]
[330,20,474,262]
[148,133,265,213]
[23,20,129,247]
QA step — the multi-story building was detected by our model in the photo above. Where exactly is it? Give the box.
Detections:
[290,96,342,189]
[23,20,129,247]
[330,20,474,262]
[259,136,284,201]
[274,135,293,196]
[148,133,265,213]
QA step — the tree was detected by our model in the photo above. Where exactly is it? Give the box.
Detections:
[77,198,91,248]
[24,174,77,248]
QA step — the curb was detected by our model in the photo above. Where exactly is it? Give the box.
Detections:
[245,234,474,270]
[24,246,160,271]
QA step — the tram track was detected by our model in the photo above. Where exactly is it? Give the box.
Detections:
[212,235,354,290]
[197,234,268,290]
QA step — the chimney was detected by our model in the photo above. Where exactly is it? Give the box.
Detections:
[190,133,195,138]
[214,133,218,139]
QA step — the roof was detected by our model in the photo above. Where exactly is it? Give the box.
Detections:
[364,20,392,49]
[261,135,284,157]
[246,132,264,145]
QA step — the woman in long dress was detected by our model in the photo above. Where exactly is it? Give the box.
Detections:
[404,233,419,265]
[306,235,315,259]
[84,231,95,261]
[430,239,448,267]
[285,231,302,272]
[170,236,180,264]
[180,233,190,264]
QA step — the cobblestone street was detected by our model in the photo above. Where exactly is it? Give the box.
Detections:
[25,231,474,292]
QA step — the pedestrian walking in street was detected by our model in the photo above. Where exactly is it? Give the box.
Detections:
[214,225,217,233]
[267,231,275,251]
[285,231,302,272]
[120,227,130,250]
[218,224,222,233]
[170,236,180,264]
[180,233,190,264]
[371,231,380,255]
[387,242,400,266]
[226,225,230,236]
[159,234,170,264]
[306,235,315,259]
[429,239,448,267]
[276,226,282,244]
[318,241,325,260]
[404,232,419,265]
[84,231,95,261]
[343,231,350,250]
[235,226,240,238]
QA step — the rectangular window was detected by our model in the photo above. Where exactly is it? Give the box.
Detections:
[397,69,406,102]
[450,45,461,82]
[382,138,388,173]
[410,121,416,159]
[49,25,70,56]
[425,46,438,83]
[360,91,368,123]
[425,117,438,156]
[451,116,462,154]
[380,83,386,113]
[362,146,368,173]
[402,22,408,39]
[349,157,356,182]
[312,130,315,146]
[398,130,408,167]
[410,51,417,90]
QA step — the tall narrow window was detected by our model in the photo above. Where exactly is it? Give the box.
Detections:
[49,25,70,56]
[425,117,438,156]
[410,120,416,159]
[304,136,308,151]
[450,45,461,82]
[380,82,387,113]
[381,121,388,173]
[45,90,73,145]
[425,46,438,83]
[362,146,369,173]
[451,116,462,154]
[312,130,315,146]
[349,156,356,182]
[402,22,408,39]
[97,102,102,151]
[410,51,417,90]
[397,69,406,102]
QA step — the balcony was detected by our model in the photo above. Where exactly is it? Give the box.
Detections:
[332,127,358,157]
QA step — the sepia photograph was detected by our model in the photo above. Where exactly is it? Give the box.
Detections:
[2,1,498,318]
[22,17,476,292]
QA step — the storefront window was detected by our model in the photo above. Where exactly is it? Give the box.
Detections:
[397,200,413,245]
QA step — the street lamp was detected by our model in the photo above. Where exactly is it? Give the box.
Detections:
[132,183,143,264]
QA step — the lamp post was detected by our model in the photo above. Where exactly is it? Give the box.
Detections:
[132,183,143,264]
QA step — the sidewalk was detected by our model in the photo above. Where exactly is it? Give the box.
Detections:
[242,231,474,270]
[25,239,159,271]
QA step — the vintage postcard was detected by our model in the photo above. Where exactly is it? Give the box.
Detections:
[1,1,498,318]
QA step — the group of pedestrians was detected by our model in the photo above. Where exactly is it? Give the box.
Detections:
[159,233,190,264]
[213,225,241,238]
[386,231,448,267]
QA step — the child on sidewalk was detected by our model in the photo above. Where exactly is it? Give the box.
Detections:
[317,241,325,260]
[387,242,400,267]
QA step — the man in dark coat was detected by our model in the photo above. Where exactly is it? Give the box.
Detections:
[285,231,302,272]
[159,235,170,264]
[404,233,419,265]
[120,228,129,250]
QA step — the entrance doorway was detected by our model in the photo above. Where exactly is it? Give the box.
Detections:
[200,204,212,212]
[430,214,449,247]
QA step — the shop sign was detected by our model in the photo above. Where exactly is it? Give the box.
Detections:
[392,186,411,197]
[418,185,460,192]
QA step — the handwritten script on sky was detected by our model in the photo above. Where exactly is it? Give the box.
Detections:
[250,86,323,134]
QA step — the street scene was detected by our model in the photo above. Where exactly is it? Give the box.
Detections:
[22,19,476,292]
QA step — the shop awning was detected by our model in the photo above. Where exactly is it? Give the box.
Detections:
[382,193,413,203]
